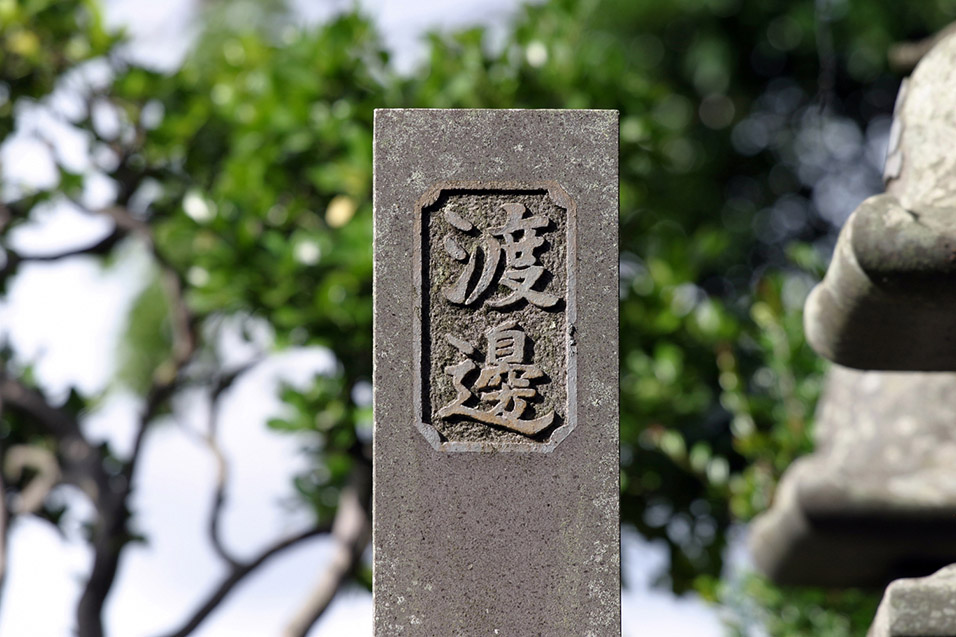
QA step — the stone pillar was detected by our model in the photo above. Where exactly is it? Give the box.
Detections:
[373,109,619,636]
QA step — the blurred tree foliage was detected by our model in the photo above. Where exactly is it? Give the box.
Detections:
[2,0,955,634]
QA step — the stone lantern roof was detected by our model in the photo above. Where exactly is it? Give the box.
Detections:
[806,33,956,370]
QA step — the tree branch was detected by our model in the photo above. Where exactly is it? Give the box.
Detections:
[0,440,9,616]
[204,361,262,568]
[0,376,84,442]
[0,202,191,637]
[2,227,124,267]
[281,481,371,637]
[2,107,181,635]
[116,206,198,474]
[0,373,120,637]
[71,204,199,637]
[204,390,237,568]
[0,374,102,497]
[0,207,126,286]
[158,524,332,637]
[5,445,61,514]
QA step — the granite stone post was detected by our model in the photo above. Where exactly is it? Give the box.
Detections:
[373,109,619,636]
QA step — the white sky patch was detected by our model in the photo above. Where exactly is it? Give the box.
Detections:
[91,99,123,141]
[0,135,59,198]
[103,0,197,71]
[106,420,226,636]
[0,245,150,400]
[83,171,120,210]
[81,389,143,458]
[212,313,275,370]
[0,517,91,637]
[188,538,347,637]
[7,199,112,255]
[356,0,526,72]
[216,349,335,556]
[621,527,725,637]
[23,105,94,174]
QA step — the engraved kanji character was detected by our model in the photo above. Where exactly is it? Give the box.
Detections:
[441,202,559,309]
[487,203,560,309]
[437,322,554,436]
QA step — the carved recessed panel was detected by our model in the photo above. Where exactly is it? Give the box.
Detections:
[414,182,576,452]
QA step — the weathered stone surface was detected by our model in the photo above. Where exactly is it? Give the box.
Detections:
[868,565,956,636]
[804,31,956,371]
[749,365,956,587]
[373,109,619,635]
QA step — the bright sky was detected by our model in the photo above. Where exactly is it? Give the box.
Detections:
[0,1,734,635]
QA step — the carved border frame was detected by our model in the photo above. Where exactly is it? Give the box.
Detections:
[412,180,578,453]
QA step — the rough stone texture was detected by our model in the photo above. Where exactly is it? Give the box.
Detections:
[804,31,956,370]
[868,565,956,636]
[749,365,956,587]
[373,110,619,635]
